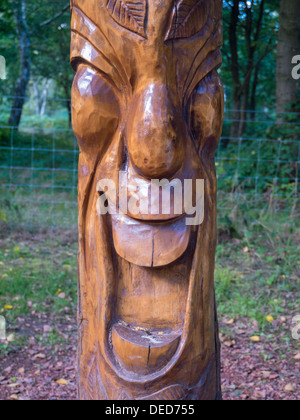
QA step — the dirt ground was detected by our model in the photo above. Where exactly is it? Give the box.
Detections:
[0,315,298,401]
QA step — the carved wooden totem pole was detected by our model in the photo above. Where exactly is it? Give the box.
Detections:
[71,0,224,400]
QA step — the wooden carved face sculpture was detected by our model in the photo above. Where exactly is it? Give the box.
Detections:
[71,0,224,400]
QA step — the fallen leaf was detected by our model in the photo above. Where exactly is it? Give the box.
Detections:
[7,334,15,343]
[8,383,20,388]
[266,315,274,323]
[294,353,300,360]
[34,353,46,359]
[224,340,236,347]
[284,383,295,392]
[261,371,271,379]
[58,293,66,299]
[250,336,260,342]
[9,394,19,400]
[225,319,235,325]
[56,378,68,386]
[43,325,51,334]
[253,390,266,399]
[4,305,13,310]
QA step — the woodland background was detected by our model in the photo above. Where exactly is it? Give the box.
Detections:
[0,0,299,401]
[0,0,299,128]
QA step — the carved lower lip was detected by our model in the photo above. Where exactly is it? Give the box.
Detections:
[111,322,182,376]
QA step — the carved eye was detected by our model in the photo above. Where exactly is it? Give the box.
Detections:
[72,64,121,156]
[189,71,224,155]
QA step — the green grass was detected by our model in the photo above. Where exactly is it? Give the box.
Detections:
[0,100,71,130]
[215,212,300,331]
[0,233,77,353]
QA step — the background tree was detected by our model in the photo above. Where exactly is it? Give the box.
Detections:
[0,0,71,128]
[8,0,30,127]
[1,0,299,132]
[221,0,278,139]
[276,0,300,119]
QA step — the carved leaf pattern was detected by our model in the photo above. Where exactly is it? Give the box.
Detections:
[86,357,108,400]
[166,0,211,40]
[106,0,147,37]
[141,384,188,400]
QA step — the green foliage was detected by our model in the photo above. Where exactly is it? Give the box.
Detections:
[217,135,299,210]
[0,126,77,230]
[0,0,73,113]
[221,0,279,110]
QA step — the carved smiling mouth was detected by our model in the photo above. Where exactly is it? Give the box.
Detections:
[107,211,195,378]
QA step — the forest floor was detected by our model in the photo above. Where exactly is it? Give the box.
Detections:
[0,216,299,401]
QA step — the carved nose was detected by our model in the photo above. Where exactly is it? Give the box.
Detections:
[127,84,186,179]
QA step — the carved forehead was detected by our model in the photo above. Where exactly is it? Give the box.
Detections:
[71,1,223,103]
[71,0,222,41]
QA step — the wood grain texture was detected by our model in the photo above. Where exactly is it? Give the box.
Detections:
[71,0,224,401]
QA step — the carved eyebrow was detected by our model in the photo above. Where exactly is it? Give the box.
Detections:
[71,7,130,95]
[106,0,147,38]
[165,0,211,41]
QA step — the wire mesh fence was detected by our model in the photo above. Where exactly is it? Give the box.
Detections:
[0,95,299,232]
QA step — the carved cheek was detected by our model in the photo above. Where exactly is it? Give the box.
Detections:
[71,65,120,157]
[189,72,224,156]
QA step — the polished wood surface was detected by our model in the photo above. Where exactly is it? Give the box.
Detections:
[71,0,224,400]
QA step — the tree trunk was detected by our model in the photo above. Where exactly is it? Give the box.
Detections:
[250,64,260,120]
[32,80,40,115]
[40,79,51,116]
[67,99,72,128]
[229,0,266,138]
[276,0,300,119]
[8,0,30,128]
[229,0,242,139]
